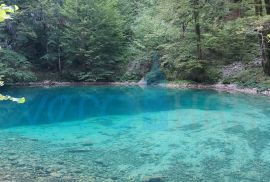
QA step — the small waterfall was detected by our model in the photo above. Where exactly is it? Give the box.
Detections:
[144,50,166,85]
[151,51,160,72]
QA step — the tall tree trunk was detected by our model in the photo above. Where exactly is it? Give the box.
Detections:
[225,0,242,20]
[254,0,263,16]
[258,31,270,75]
[193,0,202,60]
[58,44,62,73]
[233,0,242,18]
[265,0,270,14]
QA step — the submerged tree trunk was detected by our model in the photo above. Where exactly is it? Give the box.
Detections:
[265,0,270,14]
[254,0,263,16]
[193,0,202,60]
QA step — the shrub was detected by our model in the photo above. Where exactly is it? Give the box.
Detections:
[222,67,270,90]
[162,59,222,84]
[169,60,203,82]
[204,68,222,84]
[204,18,259,64]
[0,49,36,83]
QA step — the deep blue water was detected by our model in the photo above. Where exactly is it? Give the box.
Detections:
[0,86,270,181]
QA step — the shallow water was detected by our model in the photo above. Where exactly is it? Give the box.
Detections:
[0,86,270,182]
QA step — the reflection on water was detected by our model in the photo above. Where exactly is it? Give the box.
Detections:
[0,86,270,181]
[1,86,235,128]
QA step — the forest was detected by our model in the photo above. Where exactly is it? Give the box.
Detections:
[1,0,270,89]
[2,1,270,181]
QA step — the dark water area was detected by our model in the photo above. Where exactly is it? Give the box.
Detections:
[0,86,237,128]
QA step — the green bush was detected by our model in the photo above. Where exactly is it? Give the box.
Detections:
[204,68,222,84]
[204,18,259,64]
[162,59,222,84]
[162,59,222,83]
[0,49,36,83]
[176,60,205,82]
[222,68,270,90]
[222,69,257,85]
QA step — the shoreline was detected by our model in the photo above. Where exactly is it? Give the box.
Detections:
[7,81,141,87]
[6,81,270,96]
[158,83,270,96]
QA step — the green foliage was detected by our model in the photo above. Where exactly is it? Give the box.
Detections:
[162,59,222,83]
[223,69,260,86]
[204,18,259,63]
[222,67,270,91]
[169,80,195,84]
[0,3,26,104]
[174,60,206,82]
[205,68,222,84]
[126,0,263,84]
[0,49,36,82]
[0,0,268,87]
[0,4,18,22]
[60,0,126,81]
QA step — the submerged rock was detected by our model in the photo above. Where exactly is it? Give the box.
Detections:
[142,175,165,182]
[111,176,118,180]
[50,172,62,178]
[95,160,108,168]
[66,148,91,153]
[81,141,94,147]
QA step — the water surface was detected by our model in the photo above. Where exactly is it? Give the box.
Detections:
[0,86,270,181]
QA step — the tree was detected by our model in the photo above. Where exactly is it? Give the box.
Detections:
[39,0,64,74]
[192,0,202,60]
[265,0,270,14]
[0,4,25,104]
[254,0,263,16]
[0,0,267,84]
[61,0,126,81]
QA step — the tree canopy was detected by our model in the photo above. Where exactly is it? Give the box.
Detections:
[0,0,269,88]
[0,3,25,103]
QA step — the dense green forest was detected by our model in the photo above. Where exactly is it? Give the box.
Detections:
[1,0,270,88]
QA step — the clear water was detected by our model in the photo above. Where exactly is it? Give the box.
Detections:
[0,86,270,182]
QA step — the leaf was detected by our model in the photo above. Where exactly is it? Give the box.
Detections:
[0,4,18,22]
[0,9,7,22]
[0,94,26,104]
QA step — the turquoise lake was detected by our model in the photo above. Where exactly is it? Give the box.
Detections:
[1,86,270,182]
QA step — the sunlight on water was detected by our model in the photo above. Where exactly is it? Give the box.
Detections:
[0,86,270,181]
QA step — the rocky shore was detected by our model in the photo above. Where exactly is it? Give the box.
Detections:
[6,81,270,96]
[159,82,270,96]
[8,81,140,87]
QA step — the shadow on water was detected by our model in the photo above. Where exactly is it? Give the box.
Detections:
[0,85,268,129]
